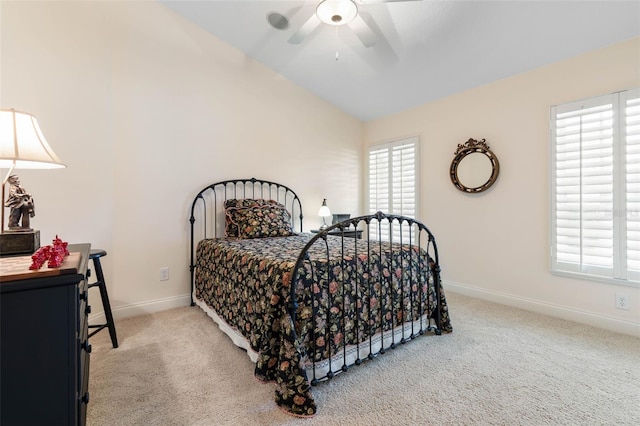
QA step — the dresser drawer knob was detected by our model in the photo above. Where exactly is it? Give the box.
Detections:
[79,290,87,301]
[82,392,90,404]
[82,341,92,353]
[85,305,92,315]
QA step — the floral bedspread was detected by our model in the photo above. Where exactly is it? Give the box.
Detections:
[195,234,451,416]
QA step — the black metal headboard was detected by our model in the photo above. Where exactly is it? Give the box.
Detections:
[188,177,303,304]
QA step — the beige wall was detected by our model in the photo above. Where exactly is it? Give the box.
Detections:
[1,1,362,316]
[365,38,640,335]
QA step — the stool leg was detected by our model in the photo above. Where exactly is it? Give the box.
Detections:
[93,258,118,348]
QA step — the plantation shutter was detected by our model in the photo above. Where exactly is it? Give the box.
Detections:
[551,88,640,284]
[368,146,390,214]
[391,142,417,217]
[553,95,615,275]
[625,90,640,279]
[368,137,418,241]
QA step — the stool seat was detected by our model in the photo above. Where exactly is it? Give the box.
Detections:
[89,249,108,259]
[88,248,118,348]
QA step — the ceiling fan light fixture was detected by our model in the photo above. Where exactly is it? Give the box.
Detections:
[316,0,358,26]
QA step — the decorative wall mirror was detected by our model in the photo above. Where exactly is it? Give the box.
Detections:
[450,138,500,193]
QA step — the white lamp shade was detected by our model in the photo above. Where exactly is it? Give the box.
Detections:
[316,0,358,26]
[0,109,65,169]
[318,198,332,217]
[318,206,332,217]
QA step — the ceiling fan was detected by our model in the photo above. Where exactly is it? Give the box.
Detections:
[286,0,421,48]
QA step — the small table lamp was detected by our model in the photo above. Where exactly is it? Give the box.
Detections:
[318,198,331,231]
[0,108,65,255]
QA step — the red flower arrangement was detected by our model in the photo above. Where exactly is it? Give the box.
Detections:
[29,235,69,270]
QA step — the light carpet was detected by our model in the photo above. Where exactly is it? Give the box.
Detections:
[87,292,640,425]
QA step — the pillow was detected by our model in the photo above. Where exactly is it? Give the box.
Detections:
[224,199,293,239]
[224,199,270,237]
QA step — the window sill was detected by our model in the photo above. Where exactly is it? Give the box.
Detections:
[551,269,640,288]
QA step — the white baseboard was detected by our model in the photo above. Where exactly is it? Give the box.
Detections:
[443,280,640,338]
[88,294,192,323]
[88,284,640,338]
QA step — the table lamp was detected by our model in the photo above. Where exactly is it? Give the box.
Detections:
[318,198,331,231]
[0,108,65,255]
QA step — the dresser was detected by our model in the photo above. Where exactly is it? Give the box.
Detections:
[1,243,91,426]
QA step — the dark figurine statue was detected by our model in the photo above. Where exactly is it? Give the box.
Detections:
[4,175,35,230]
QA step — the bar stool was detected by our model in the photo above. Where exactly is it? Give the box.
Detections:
[88,249,118,348]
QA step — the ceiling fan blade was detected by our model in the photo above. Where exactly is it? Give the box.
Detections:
[348,14,377,48]
[288,14,321,45]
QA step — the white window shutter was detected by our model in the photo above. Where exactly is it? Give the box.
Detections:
[551,88,640,285]
[625,90,640,279]
[368,146,390,214]
[554,97,614,272]
[392,142,416,217]
[368,137,419,242]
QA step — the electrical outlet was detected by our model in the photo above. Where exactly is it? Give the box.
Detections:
[615,293,629,310]
[160,267,169,281]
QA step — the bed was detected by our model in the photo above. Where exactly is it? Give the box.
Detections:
[189,178,452,417]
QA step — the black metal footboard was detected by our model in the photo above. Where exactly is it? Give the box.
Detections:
[289,211,443,385]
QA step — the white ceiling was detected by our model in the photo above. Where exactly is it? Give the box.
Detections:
[159,0,640,121]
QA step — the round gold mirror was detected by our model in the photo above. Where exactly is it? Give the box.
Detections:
[450,138,500,193]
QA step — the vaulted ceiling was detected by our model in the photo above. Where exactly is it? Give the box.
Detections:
[160,1,640,121]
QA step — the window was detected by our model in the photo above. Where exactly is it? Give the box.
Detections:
[551,88,640,285]
[367,136,419,241]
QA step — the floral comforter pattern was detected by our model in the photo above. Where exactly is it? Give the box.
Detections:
[195,234,451,416]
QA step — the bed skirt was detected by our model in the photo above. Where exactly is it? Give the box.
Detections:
[194,294,433,384]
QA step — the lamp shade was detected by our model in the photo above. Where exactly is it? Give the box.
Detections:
[318,198,332,217]
[0,108,65,169]
[316,0,358,26]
